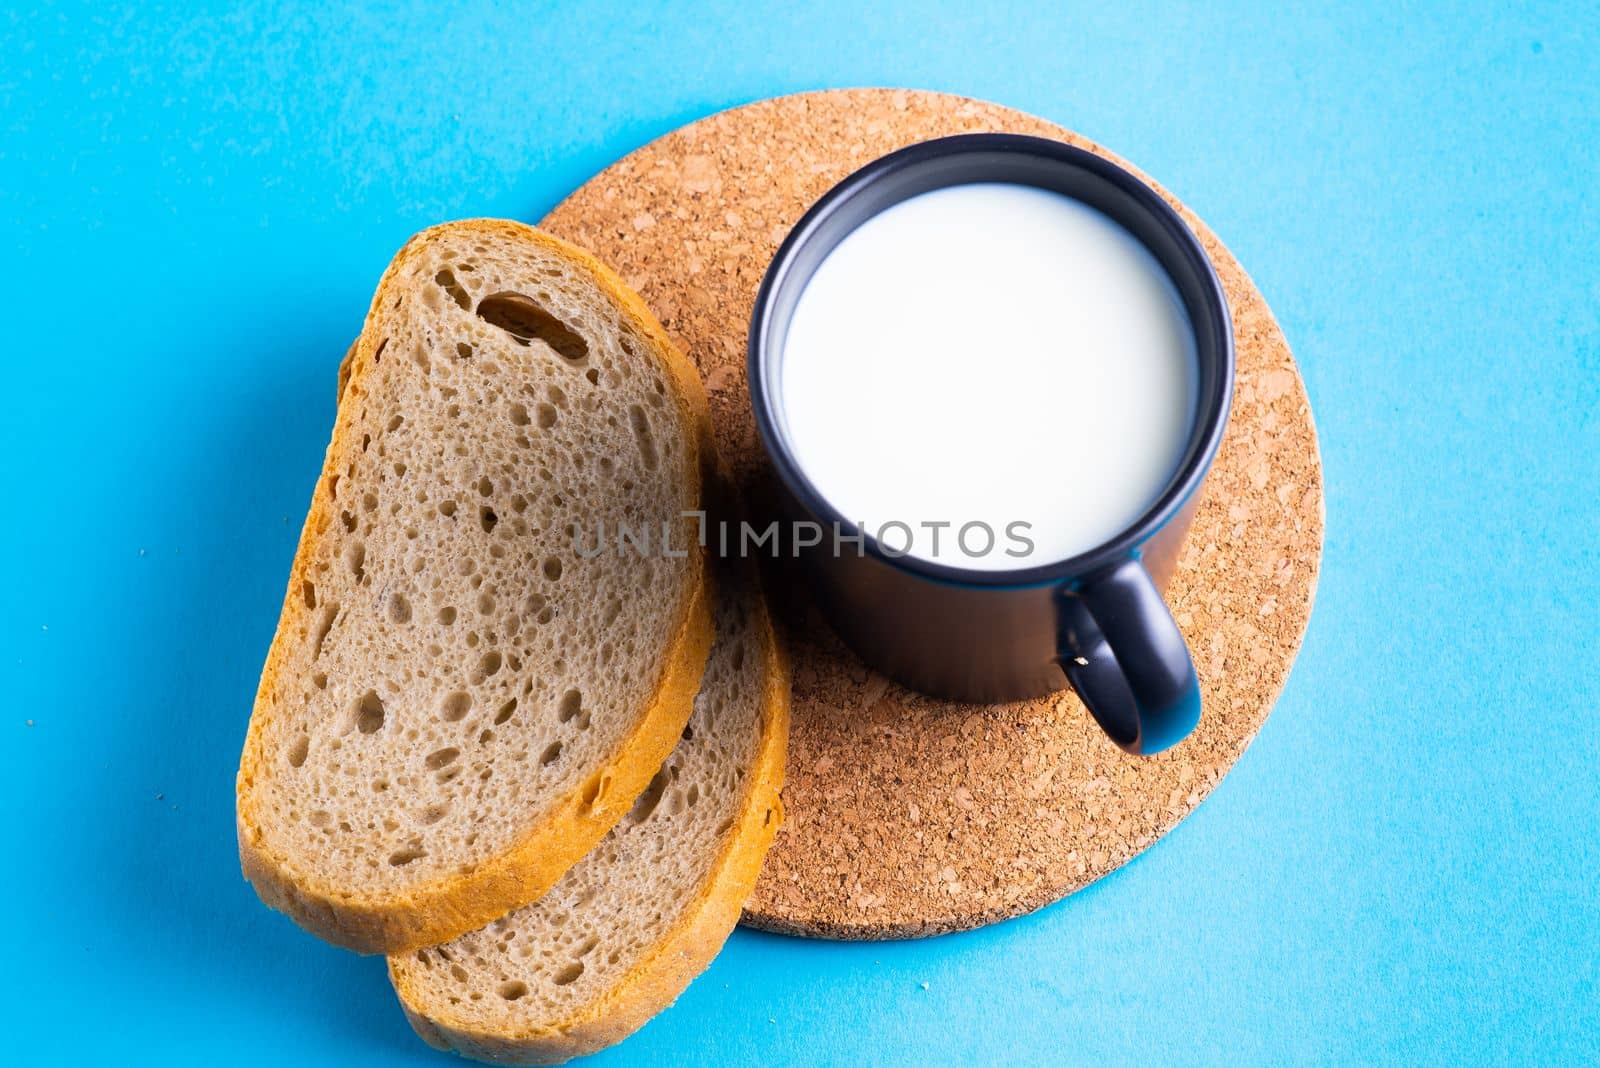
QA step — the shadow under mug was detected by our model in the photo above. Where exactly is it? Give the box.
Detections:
[747,134,1235,756]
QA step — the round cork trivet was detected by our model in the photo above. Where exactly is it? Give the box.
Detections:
[543,90,1323,939]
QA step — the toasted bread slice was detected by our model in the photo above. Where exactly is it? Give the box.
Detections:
[237,220,714,954]
[389,547,788,1065]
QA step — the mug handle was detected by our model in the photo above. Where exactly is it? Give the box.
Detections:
[1057,556,1200,755]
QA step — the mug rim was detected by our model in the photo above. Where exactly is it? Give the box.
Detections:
[747,132,1235,588]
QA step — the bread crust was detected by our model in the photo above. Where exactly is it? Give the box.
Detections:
[387,581,791,1064]
[236,220,716,955]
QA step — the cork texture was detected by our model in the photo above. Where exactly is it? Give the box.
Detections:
[543,89,1323,939]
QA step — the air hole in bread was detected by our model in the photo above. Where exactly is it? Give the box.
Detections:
[440,691,472,721]
[479,506,498,534]
[389,844,426,866]
[472,651,503,684]
[508,403,530,426]
[553,962,584,986]
[301,580,317,610]
[475,292,589,361]
[456,342,473,359]
[585,367,600,386]
[497,980,529,1001]
[344,542,366,582]
[355,690,386,734]
[434,269,471,311]
[451,964,470,983]
[425,747,460,770]
[387,592,412,623]
[543,557,563,581]
[579,769,610,810]
[535,402,558,428]
[558,689,582,723]
[419,802,449,826]
[627,768,671,825]
[477,476,494,497]
[438,606,457,625]
[310,604,338,659]
[287,735,310,768]
[540,741,562,766]
[494,698,517,725]
[628,405,659,470]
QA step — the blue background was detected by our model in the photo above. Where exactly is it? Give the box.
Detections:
[3,2,1596,1064]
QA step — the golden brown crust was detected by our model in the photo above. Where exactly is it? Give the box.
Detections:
[236,220,716,955]
[387,584,791,1064]
[335,340,355,402]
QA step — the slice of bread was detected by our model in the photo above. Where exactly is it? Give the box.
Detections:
[237,220,715,954]
[388,547,788,1065]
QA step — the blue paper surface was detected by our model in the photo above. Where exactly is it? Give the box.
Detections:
[2,2,1597,1064]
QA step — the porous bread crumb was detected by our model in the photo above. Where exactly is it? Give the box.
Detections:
[390,553,787,1063]
[236,221,713,953]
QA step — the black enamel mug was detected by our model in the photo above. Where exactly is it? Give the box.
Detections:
[748,134,1234,755]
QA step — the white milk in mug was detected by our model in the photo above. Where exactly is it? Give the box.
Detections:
[778,182,1199,569]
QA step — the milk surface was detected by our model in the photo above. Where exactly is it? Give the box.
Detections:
[777,182,1198,570]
